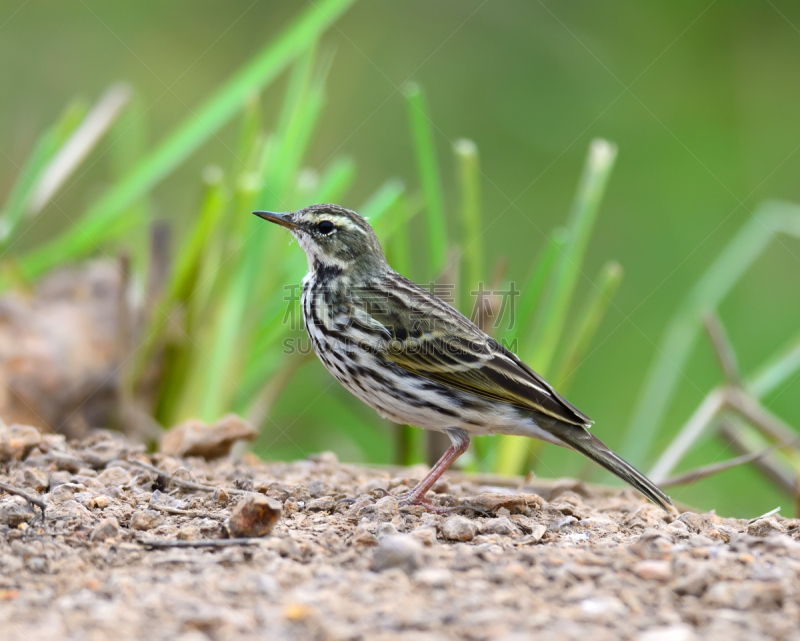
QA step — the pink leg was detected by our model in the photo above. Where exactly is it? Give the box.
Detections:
[400,429,470,507]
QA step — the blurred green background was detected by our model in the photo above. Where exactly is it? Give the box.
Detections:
[2,1,799,517]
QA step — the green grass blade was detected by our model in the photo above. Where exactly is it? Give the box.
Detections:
[397,424,426,466]
[454,139,483,315]
[552,260,623,391]
[749,333,800,399]
[505,227,568,346]
[252,48,331,297]
[493,141,616,476]
[12,0,356,283]
[194,46,334,421]
[621,201,800,464]
[260,47,333,208]
[488,229,569,476]
[0,101,87,248]
[385,194,415,277]
[195,247,259,422]
[528,139,617,375]
[403,83,447,275]
[236,95,263,171]
[137,170,228,418]
[108,94,152,275]
[245,303,296,379]
[361,179,405,231]
[29,85,131,215]
[169,170,229,304]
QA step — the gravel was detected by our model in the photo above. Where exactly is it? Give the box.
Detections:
[1,428,800,641]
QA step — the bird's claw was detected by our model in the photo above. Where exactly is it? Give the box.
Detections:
[395,491,452,514]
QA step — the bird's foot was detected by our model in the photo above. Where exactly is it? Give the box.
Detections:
[398,492,451,514]
[348,488,448,514]
[377,488,486,515]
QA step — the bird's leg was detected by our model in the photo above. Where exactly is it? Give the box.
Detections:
[397,428,470,509]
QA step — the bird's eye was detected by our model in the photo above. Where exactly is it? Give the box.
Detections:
[317,220,335,235]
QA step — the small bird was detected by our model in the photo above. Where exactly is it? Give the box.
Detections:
[254,204,673,512]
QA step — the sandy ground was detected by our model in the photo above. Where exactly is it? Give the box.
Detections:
[1,429,799,641]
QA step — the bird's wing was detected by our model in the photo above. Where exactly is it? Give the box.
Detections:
[354,273,591,427]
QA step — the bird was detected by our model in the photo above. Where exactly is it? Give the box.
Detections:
[254,204,673,512]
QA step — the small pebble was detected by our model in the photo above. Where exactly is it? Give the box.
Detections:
[0,424,42,461]
[376,522,399,539]
[91,517,120,542]
[357,496,399,522]
[48,471,72,490]
[580,516,620,534]
[630,529,673,559]
[178,525,201,540]
[161,414,257,460]
[97,466,131,487]
[638,625,697,641]
[23,468,49,492]
[633,560,672,581]
[747,517,785,537]
[26,557,47,573]
[410,526,438,546]
[579,596,626,620]
[441,516,477,541]
[228,493,282,537]
[284,603,313,622]
[413,567,452,588]
[353,525,379,546]
[50,483,86,504]
[549,515,578,531]
[372,534,423,573]
[0,497,35,526]
[524,523,547,542]
[213,487,229,506]
[482,516,519,536]
[72,475,104,490]
[705,580,784,610]
[308,480,330,498]
[130,510,164,531]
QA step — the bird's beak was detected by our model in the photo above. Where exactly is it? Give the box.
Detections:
[253,210,300,230]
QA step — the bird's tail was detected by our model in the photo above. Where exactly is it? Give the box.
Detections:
[547,423,675,513]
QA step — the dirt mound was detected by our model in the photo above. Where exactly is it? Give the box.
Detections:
[1,429,799,640]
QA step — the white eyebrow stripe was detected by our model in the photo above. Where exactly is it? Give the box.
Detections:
[338,219,368,235]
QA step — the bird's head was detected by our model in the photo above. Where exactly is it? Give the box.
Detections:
[254,204,387,274]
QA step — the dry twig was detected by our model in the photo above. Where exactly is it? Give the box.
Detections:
[719,421,797,496]
[660,437,797,488]
[704,312,742,386]
[650,314,800,491]
[126,457,248,495]
[137,538,262,549]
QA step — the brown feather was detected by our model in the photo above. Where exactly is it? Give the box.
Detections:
[355,271,592,427]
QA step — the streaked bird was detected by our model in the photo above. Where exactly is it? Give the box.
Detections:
[254,204,673,512]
